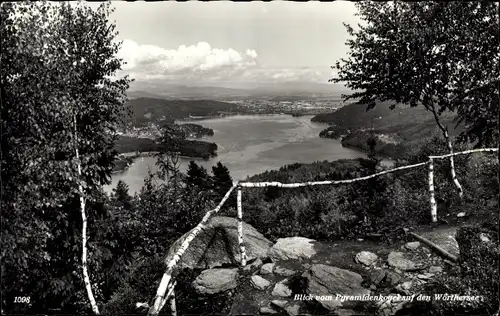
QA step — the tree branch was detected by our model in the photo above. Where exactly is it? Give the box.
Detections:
[428,99,464,198]
[409,232,458,262]
[449,76,500,104]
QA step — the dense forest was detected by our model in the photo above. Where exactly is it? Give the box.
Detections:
[115,135,217,157]
[1,2,498,316]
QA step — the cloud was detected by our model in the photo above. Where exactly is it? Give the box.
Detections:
[118,40,257,80]
[117,39,332,85]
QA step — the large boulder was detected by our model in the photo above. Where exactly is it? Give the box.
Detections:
[243,258,263,273]
[387,252,417,271]
[164,216,272,269]
[404,242,420,251]
[271,280,292,297]
[250,275,271,290]
[274,265,298,277]
[260,305,279,314]
[376,293,411,316]
[369,269,387,286]
[271,300,302,316]
[268,237,318,261]
[273,260,303,277]
[384,271,403,287]
[355,251,378,266]
[428,266,443,274]
[304,264,370,311]
[260,263,275,275]
[192,268,238,295]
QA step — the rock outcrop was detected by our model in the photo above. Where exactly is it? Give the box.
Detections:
[268,237,318,261]
[164,216,273,269]
[157,217,456,316]
[271,300,302,316]
[387,251,417,271]
[355,251,379,266]
[271,279,292,297]
[404,242,421,251]
[304,264,371,311]
[192,268,238,294]
[251,275,271,290]
[260,263,275,275]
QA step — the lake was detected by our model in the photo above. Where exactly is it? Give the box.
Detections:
[104,115,385,195]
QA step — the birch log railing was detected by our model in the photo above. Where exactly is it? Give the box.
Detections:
[147,147,498,316]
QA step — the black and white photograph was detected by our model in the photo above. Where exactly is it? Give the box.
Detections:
[1,1,499,315]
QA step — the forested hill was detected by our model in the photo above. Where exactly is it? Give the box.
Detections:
[311,101,462,159]
[311,101,458,133]
[246,159,364,184]
[124,97,239,126]
[114,135,218,160]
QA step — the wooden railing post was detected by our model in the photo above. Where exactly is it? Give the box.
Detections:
[170,288,177,316]
[237,185,247,267]
[160,281,177,315]
[428,158,438,223]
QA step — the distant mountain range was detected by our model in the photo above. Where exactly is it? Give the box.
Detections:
[127,81,351,101]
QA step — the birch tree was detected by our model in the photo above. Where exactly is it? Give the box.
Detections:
[332,2,499,198]
[1,1,131,314]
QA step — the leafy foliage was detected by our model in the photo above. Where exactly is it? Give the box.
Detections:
[333,2,499,147]
[426,219,499,315]
[212,162,233,197]
[1,1,131,313]
[186,161,212,190]
[99,159,235,314]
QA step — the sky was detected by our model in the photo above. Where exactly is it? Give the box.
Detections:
[90,1,361,88]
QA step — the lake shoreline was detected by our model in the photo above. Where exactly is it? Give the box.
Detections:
[106,114,374,194]
[174,112,333,123]
[112,151,220,175]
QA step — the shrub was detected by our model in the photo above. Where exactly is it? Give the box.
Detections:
[102,255,166,315]
[103,257,236,316]
[462,153,499,209]
[375,178,429,226]
[426,219,499,315]
[174,268,236,315]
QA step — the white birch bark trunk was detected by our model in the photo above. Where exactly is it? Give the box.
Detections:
[443,129,464,199]
[158,281,177,312]
[237,186,246,267]
[428,158,438,223]
[74,116,100,314]
[430,106,464,199]
[169,289,177,316]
